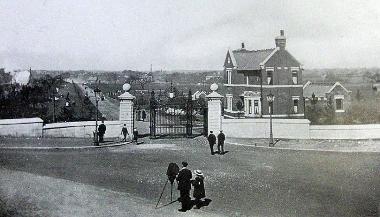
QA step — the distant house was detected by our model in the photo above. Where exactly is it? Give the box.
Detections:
[372,74,380,92]
[303,81,352,113]
[192,90,206,101]
[222,30,304,118]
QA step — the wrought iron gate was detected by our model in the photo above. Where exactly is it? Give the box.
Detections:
[149,90,207,138]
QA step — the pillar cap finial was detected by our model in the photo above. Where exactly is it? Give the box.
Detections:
[123,83,131,92]
[207,83,223,99]
[210,83,218,91]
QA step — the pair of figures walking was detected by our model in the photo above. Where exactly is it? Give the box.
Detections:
[176,161,206,212]
[120,124,139,143]
[207,130,226,155]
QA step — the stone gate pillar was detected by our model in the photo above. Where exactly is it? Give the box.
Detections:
[118,83,135,135]
[206,83,223,135]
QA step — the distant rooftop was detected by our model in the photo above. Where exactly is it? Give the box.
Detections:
[231,48,276,71]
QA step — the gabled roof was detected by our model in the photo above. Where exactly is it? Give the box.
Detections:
[303,81,351,98]
[230,48,276,70]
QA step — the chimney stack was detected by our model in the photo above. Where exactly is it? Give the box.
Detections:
[241,42,245,50]
[275,30,286,50]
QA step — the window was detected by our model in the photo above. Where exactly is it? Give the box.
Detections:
[334,95,344,112]
[292,71,298,84]
[254,100,259,114]
[246,76,249,85]
[226,94,233,111]
[336,98,343,110]
[267,71,273,85]
[293,99,299,113]
[248,100,252,114]
[226,70,232,84]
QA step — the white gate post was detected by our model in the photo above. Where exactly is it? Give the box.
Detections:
[206,83,224,135]
[118,83,135,135]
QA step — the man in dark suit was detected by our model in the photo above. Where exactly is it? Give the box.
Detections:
[176,161,192,212]
[207,131,216,155]
[217,130,226,154]
[98,120,106,143]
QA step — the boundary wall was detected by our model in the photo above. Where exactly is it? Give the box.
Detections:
[310,124,380,140]
[0,118,43,137]
[2,117,380,140]
[42,121,123,138]
[222,118,310,139]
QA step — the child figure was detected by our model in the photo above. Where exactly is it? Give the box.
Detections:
[192,170,205,209]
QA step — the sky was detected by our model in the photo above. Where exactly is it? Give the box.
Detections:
[1,0,380,71]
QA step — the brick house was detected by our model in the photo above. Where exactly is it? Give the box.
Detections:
[222,30,304,118]
[303,81,352,113]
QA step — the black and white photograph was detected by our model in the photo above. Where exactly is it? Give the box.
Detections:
[0,0,379,216]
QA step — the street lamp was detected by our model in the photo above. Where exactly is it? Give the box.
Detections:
[267,92,275,147]
[94,83,101,146]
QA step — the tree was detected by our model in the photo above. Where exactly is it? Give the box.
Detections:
[236,100,244,118]
[355,89,361,101]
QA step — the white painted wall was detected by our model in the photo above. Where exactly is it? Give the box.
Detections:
[310,124,380,140]
[222,118,311,139]
[43,121,124,138]
[0,118,43,137]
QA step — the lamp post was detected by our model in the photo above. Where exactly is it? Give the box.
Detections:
[267,92,275,147]
[94,82,101,146]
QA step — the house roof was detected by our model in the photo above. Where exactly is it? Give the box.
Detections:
[230,48,277,70]
[303,81,351,98]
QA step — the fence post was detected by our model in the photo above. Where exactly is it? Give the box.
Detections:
[206,83,223,135]
[118,83,135,137]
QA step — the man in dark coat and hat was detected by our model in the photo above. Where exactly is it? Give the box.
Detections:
[98,120,106,143]
[207,131,216,155]
[176,161,192,212]
[217,130,226,154]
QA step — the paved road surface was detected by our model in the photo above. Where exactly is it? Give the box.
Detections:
[0,137,379,216]
[76,83,120,120]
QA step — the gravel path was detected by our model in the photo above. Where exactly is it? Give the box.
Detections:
[0,168,223,217]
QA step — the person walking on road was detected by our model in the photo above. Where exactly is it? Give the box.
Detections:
[207,131,216,155]
[133,128,139,144]
[121,124,129,142]
[217,130,226,154]
[192,170,206,209]
[176,161,192,212]
[98,120,106,143]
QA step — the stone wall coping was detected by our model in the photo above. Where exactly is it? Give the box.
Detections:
[118,92,135,100]
[223,118,310,124]
[43,120,122,130]
[310,124,380,130]
[206,91,223,99]
[0,118,43,125]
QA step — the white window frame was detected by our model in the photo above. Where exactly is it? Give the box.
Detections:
[226,69,232,84]
[292,96,299,114]
[334,95,345,112]
[226,94,233,111]
[266,69,274,85]
[248,99,252,114]
[254,100,259,114]
[292,70,298,85]
[246,76,249,85]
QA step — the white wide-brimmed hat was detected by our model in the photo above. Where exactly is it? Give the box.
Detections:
[194,170,204,176]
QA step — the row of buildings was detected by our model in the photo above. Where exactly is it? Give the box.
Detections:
[221,30,352,118]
